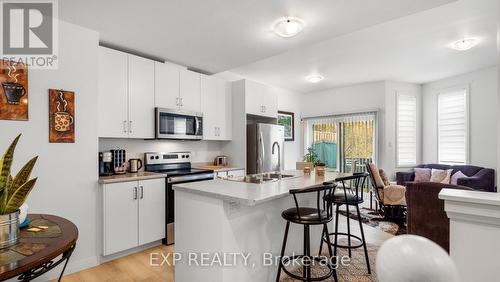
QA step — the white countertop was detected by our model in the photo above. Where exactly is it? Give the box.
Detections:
[439,188,500,206]
[99,171,168,184]
[173,170,348,206]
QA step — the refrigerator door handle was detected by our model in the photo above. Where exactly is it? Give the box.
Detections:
[258,132,264,173]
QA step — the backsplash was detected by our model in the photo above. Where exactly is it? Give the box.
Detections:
[99,138,224,163]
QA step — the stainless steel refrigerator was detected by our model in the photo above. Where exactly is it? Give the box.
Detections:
[247,123,285,174]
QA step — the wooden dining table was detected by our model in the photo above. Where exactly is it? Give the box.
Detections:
[0,214,78,281]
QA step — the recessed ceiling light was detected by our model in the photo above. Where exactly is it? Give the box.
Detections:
[450,38,479,51]
[306,74,324,83]
[272,17,305,38]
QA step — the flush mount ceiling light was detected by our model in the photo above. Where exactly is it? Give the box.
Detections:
[306,74,324,83]
[450,38,479,51]
[272,16,305,38]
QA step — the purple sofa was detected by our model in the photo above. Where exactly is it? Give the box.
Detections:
[397,164,496,192]
[396,164,496,252]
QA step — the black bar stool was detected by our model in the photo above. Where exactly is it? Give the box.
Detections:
[319,173,371,274]
[276,183,338,282]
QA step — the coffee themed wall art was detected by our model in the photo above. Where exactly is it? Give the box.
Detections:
[0,60,29,121]
[49,89,75,143]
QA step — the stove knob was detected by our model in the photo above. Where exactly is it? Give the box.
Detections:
[185,155,190,158]
[155,156,159,160]
[182,155,186,158]
[150,156,154,160]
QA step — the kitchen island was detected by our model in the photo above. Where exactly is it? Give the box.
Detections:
[173,170,347,282]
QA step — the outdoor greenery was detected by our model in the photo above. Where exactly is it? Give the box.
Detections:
[0,134,38,215]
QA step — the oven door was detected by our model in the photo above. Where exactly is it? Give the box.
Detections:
[164,172,214,245]
[156,108,203,140]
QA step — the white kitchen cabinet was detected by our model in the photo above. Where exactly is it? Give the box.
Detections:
[215,171,227,179]
[98,47,129,138]
[103,178,166,256]
[128,55,155,139]
[201,75,232,140]
[138,178,165,245]
[103,181,139,255]
[179,69,201,112]
[244,80,278,118]
[154,62,181,109]
[98,47,155,139]
[227,169,245,178]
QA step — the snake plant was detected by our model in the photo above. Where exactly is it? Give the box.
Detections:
[0,134,38,215]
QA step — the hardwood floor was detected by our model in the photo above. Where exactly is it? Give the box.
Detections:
[57,245,174,282]
[58,212,391,282]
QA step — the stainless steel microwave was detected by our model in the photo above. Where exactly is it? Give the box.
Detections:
[155,108,203,140]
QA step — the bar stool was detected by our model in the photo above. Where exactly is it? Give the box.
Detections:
[276,183,338,282]
[319,173,371,274]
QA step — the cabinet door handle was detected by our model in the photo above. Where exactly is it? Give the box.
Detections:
[175,97,179,106]
[140,186,144,199]
[133,187,138,200]
[180,98,184,106]
[129,121,133,133]
[263,106,266,112]
[123,120,127,133]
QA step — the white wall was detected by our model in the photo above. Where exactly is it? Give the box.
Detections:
[422,66,498,169]
[301,82,386,174]
[0,21,100,278]
[276,88,303,170]
[384,81,423,177]
[301,81,422,179]
[99,139,223,164]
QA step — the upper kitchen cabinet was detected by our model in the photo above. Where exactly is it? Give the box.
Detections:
[98,47,129,138]
[128,55,155,139]
[98,47,155,139]
[242,79,278,118]
[154,61,181,109]
[201,75,232,140]
[179,69,201,113]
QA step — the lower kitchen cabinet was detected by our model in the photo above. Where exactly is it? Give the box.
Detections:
[102,178,165,256]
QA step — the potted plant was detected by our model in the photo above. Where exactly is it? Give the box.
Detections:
[304,147,319,166]
[0,134,38,248]
[314,161,326,176]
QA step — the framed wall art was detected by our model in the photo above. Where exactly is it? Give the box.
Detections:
[0,60,28,121]
[278,111,295,141]
[49,89,75,143]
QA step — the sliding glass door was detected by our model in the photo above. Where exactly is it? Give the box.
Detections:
[304,112,377,173]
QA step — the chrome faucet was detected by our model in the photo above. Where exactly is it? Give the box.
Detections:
[272,141,282,180]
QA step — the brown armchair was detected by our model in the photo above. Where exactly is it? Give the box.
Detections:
[405,181,473,252]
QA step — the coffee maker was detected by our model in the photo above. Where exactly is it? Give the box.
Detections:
[99,152,113,176]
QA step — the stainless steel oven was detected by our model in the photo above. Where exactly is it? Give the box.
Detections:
[155,108,203,140]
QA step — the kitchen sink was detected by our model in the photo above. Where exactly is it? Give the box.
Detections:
[264,173,296,179]
[225,173,299,184]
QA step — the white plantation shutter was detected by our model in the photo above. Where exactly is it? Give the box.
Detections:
[438,89,468,164]
[397,94,417,166]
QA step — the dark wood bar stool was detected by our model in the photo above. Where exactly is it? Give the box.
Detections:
[319,173,371,274]
[276,183,338,282]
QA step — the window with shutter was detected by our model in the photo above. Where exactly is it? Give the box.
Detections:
[397,94,417,167]
[438,89,468,164]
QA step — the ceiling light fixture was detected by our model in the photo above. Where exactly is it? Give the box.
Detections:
[272,16,305,38]
[306,74,324,83]
[450,38,479,51]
